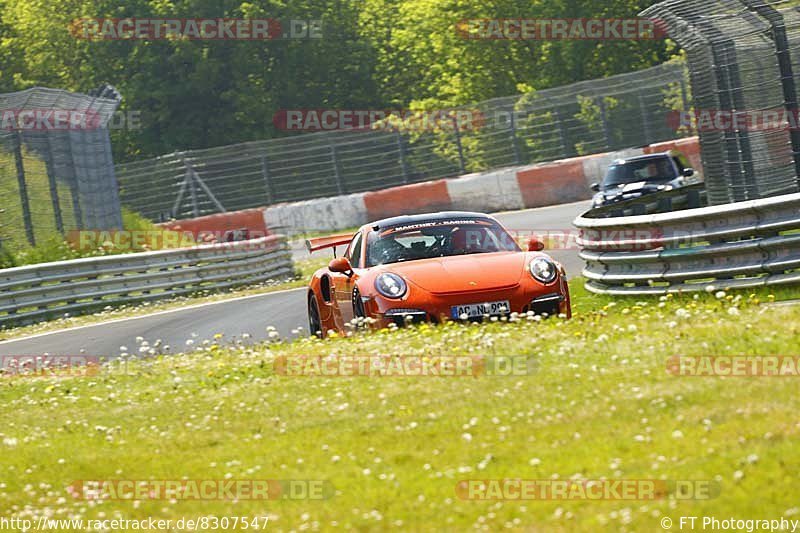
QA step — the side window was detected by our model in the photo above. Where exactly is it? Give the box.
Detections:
[346,233,362,267]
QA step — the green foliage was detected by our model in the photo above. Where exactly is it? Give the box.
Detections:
[4,207,189,267]
[0,0,671,162]
[10,236,87,266]
[573,95,618,155]
[0,243,15,269]
[120,206,158,234]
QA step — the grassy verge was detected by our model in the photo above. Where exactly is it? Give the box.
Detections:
[1,208,192,268]
[1,280,799,531]
[0,257,329,341]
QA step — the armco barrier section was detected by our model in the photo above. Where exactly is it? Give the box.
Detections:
[573,190,800,295]
[261,137,701,235]
[0,235,293,327]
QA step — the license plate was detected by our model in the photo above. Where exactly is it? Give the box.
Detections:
[451,300,511,319]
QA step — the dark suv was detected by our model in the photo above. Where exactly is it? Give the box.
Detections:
[590,151,696,208]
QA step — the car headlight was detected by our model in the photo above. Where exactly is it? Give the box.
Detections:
[529,257,557,284]
[375,273,407,298]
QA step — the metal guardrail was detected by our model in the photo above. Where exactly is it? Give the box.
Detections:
[0,235,294,327]
[573,190,800,295]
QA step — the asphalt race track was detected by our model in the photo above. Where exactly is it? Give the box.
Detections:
[0,200,590,358]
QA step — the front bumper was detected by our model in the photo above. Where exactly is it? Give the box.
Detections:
[365,276,571,328]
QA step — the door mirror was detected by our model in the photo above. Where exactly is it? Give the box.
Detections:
[527,237,545,252]
[590,182,600,192]
[682,167,695,177]
[328,257,353,276]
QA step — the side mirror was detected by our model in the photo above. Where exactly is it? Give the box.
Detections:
[527,237,545,252]
[590,182,600,192]
[682,168,695,177]
[328,257,353,276]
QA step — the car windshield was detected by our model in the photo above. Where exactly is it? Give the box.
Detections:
[366,219,520,267]
[602,157,677,189]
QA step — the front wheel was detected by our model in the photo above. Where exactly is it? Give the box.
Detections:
[308,293,323,338]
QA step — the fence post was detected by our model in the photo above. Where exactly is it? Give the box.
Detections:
[451,115,466,173]
[186,164,200,217]
[395,131,410,183]
[741,0,800,190]
[261,153,276,204]
[509,110,522,165]
[329,142,346,195]
[44,154,64,234]
[679,78,693,134]
[712,40,757,201]
[13,132,35,246]
[597,97,612,149]
[551,105,570,157]
[638,92,653,145]
[190,167,226,213]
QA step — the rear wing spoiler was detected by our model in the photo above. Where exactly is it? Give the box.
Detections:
[305,233,353,254]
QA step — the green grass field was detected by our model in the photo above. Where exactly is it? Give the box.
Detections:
[1,280,799,531]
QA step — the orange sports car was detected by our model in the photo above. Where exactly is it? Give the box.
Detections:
[305,211,571,337]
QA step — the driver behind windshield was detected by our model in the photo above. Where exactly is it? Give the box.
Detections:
[366,221,518,266]
[603,158,676,189]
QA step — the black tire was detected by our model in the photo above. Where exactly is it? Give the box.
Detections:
[352,287,366,325]
[308,293,323,338]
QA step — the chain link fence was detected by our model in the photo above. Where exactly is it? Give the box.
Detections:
[642,0,800,205]
[117,61,693,221]
[0,87,123,251]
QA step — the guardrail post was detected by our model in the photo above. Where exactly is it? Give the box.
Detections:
[451,115,467,173]
[395,131,410,183]
[687,189,702,208]
[13,132,35,246]
[657,197,672,212]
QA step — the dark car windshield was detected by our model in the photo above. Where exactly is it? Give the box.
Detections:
[366,219,520,267]
[602,157,677,189]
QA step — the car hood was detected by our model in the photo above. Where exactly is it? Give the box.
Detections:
[605,181,664,195]
[596,179,680,205]
[610,177,685,194]
[377,252,527,294]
